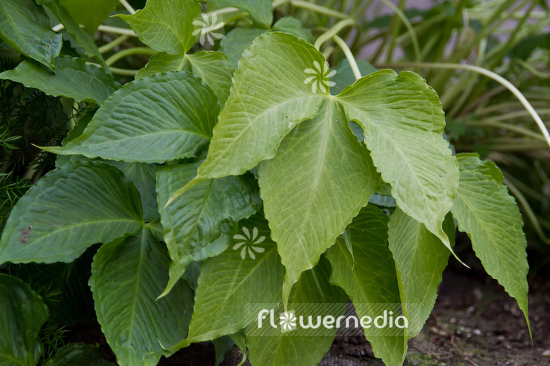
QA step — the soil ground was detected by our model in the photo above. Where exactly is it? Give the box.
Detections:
[65,236,550,366]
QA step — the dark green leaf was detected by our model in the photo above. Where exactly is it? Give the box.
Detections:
[90,229,194,366]
[0,274,49,366]
[0,0,62,70]
[0,57,119,104]
[38,0,106,68]
[43,72,219,163]
[0,162,143,264]
[45,343,115,366]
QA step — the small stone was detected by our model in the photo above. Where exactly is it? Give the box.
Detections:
[542,350,550,357]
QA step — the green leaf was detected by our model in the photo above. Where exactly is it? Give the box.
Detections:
[170,214,284,349]
[137,51,234,107]
[0,0,62,70]
[108,162,159,222]
[118,0,202,55]
[258,98,377,303]
[45,343,115,366]
[0,161,143,264]
[220,18,312,66]
[211,0,273,27]
[326,205,407,366]
[450,153,529,327]
[337,69,459,252]
[156,163,259,297]
[272,16,314,43]
[388,208,454,337]
[90,229,194,366]
[59,0,119,33]
[38,0,106,68]
[0,57,119,104]
[212,336,235,366]
[42,72,219,163]
[135,53,188,79]
[185,51,234,106]
[175,32,326,196]
[0,274,49,366]
[220,27,267,65]
[246,257,347,366]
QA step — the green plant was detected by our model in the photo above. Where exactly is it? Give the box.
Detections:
[0,0,537,365]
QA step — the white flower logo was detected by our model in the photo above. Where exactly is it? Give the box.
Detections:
[304,61,336,94]
[279,311,297,332]
[192,13,224,45]
[232,227,266,260]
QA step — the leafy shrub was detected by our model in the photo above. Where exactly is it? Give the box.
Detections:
[0,0,534,365]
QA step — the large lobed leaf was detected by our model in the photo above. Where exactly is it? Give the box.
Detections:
[259,98,377,303]
[42,72,219,163]
[337,70,459,252]
[451,153,530,328]
[119,0,201,55]
[0,0,62,70]
[0,57,119,105]
[156,163,259,297]
[0,161,143,264]
[90,229,194,366]
[172,32,458,306]
[0,275,49,366]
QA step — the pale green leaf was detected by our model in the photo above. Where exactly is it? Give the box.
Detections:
[45,344,115,366]
[0,274,49,366]
[118,0,201,54]
[211,0,273,27]
[42,72,219,163]
[170,214,284,349]
[38,0,106,68]
[388,208,454,337]
[336,69,459,251]
[246,257,347,366]
[0,0,62,70]
[0,162,143,264]
[156,163,259,297]
[450,153,529,326]
[0,57,119,104]
[90,229,194,366]
[178,32,327,195]
[326,205,407,366]
[259,98,377,303]
[59,0,119,33]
